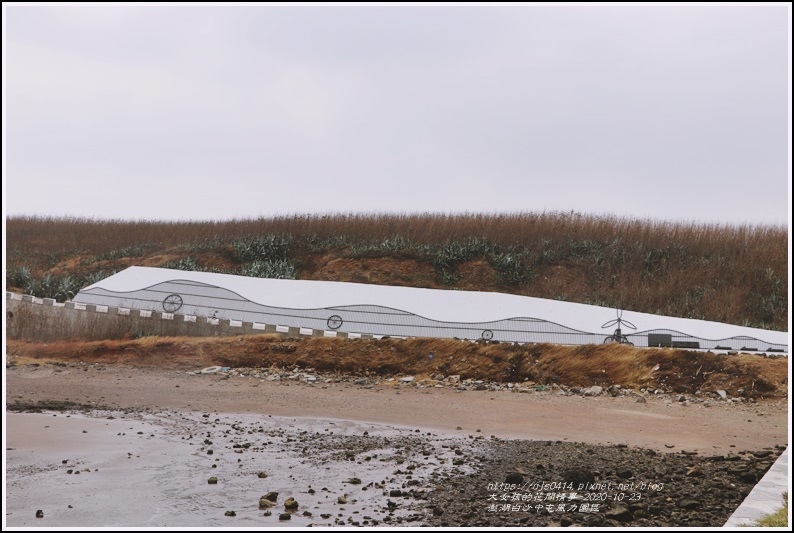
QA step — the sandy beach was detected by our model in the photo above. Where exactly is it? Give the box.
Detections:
[5,362,789,527]
[6,362,787,452]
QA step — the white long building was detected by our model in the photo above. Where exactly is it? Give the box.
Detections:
[72,266,788,353]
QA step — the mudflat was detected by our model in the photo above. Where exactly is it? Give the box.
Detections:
[5,363,788,527]
[6,363,786,452]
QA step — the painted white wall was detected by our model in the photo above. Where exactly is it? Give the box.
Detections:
[80,267,788,346]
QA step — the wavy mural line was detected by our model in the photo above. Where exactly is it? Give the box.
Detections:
[73,271,788,353]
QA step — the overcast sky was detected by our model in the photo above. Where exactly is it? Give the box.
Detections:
[3,3,791,225]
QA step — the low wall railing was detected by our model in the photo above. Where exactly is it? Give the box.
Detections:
[5,292,376,342]
[5,292,788,355]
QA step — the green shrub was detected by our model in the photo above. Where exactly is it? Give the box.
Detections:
[163,257,201,271]
[53,275,80,302]
[349,236,414,257]
[232,234,293,262]
[429,238,491,270]
[19,273,81,302]
[305,234,351,252]
[8,265,32,288]
[239,259,297,279]
[489,251,534,285]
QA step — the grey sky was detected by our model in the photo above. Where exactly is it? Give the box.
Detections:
[3,4,791,225]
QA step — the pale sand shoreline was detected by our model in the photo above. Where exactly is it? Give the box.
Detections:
[7,412,178,527]
[5,364,788,453]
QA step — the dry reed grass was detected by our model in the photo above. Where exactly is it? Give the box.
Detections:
[6,212,785,257]
[5,212,787,329]
[6,335,786,399]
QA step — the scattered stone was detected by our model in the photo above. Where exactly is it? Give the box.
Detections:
[338,495,348,504]
[346,477,362,484]
[224,510,236,517]
[752,450,773,458]
[605,504,633,522]
[716,390,728,400]
[279,513,291,521]
[208,476,218,484]
[585,514,604,526]
[390,489,402,497]
[505,472,524,484]
[583,386,603,396]
[36,510,44,518]
[736,471,757,483]
[263,510,272,516]
[676,497,700,510]
[284,497,299,510]
[616,469,632,479]
[263,491,278,502]
[257,471,268,478]
[686,466,703,477]
[400,376,415,383]
[259,497,276,509]
[561,468,594,485]
[432,506,443,516]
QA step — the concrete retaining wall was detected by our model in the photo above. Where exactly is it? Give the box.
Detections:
[5,293,358,342]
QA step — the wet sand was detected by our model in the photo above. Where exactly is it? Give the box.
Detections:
[4,364,789,527]
[6,410,480,527]
[6,364,787,453]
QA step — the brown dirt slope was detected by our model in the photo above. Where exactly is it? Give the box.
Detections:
[6,335,787,399]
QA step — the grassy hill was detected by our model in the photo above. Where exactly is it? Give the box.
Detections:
[5,212,788,331]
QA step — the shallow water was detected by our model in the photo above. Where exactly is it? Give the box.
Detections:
[6,410,483,527]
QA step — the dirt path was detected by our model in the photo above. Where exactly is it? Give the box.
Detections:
[5,364,787,454]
